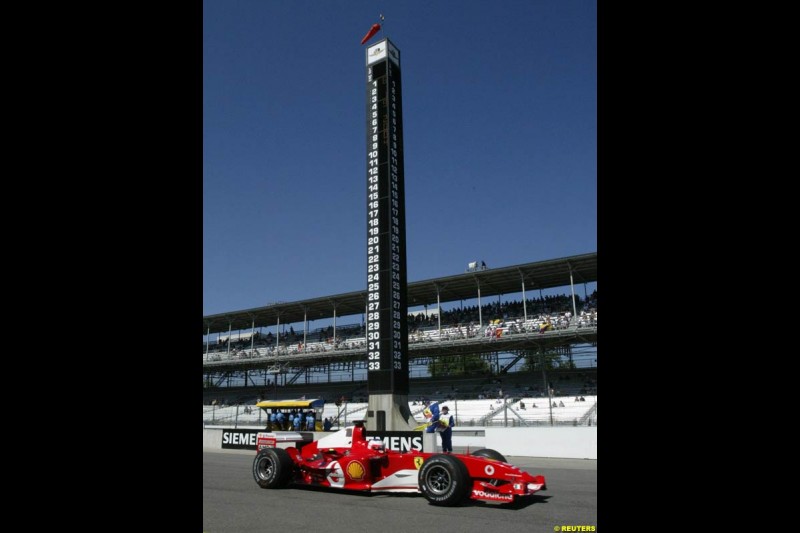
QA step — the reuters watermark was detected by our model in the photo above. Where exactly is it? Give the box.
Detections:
[554,527,596,532]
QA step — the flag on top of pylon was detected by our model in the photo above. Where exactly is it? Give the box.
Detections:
[360,15,384,45]
[360,23,381,45]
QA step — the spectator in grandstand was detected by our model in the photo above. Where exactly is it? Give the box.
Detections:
[559,401,565,407]
[323,417,332,431]
[305,410,315,431]
[580,396,586,402]
[437,406,454,453]
[532,403,538,408]
[519,401,526,410]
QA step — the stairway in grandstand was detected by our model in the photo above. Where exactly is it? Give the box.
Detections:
[578,401,597,425]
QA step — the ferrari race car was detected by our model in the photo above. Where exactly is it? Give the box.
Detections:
[252,420,547,506]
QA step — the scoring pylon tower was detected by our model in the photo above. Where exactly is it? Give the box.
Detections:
[364,38,415,431]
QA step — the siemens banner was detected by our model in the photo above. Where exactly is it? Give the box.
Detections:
[221,429,260,450]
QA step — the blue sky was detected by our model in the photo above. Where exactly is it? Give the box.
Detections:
[203,0,596,318]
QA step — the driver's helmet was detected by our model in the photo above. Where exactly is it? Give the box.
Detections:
[367,438,385,452]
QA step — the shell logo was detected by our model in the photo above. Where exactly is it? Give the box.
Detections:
[346,460,366,481]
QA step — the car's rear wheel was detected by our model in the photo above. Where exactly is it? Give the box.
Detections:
[418,454,471,506]
[470,448,508,463]
[253,447,294,489]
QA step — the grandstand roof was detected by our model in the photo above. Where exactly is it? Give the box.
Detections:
[203,252,596,335]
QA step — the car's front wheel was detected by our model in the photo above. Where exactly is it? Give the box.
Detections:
[253,447,294,489]
[470,448,508,463]
[418,454,470,506]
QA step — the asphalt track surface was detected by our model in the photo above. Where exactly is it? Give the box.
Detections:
[203,449,597,533]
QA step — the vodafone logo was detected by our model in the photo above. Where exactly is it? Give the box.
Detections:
[484,465,495,476]
[472,490,513,501]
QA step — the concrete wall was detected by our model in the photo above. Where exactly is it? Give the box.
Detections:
[204,426,597,459]
[204,428,223,450]
[484,427,597,459]
[451,428,486,449]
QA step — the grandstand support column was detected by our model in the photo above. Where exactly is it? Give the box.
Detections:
[250,318,255,352]
[519,271,527,321]
[227,322,232,356]
[568,264,578,320]
[303,307,307,353]
[276,314,280,350]
[205,326,210,358]
[476,278,483,328]
[541,350,553,426]
[436,284,441,341]
[332,302,337,346]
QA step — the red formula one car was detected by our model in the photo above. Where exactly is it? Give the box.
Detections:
[252,420,547,506]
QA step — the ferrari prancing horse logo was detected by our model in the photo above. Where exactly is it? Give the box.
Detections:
[414,457,424,469]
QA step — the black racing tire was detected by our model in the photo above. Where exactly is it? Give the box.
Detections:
[418,454,471,506]
[470,448,508,463]
[253,447,294,489]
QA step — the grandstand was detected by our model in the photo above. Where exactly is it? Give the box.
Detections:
[203,253,597,427]
[203,394,597,429]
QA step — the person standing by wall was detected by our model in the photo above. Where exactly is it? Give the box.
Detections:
[438,406,455,453]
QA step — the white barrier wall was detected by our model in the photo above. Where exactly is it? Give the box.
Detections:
[450,429,485,449]
[203,426,597,459]
[484,427,597,459]
[204,428,223,449]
